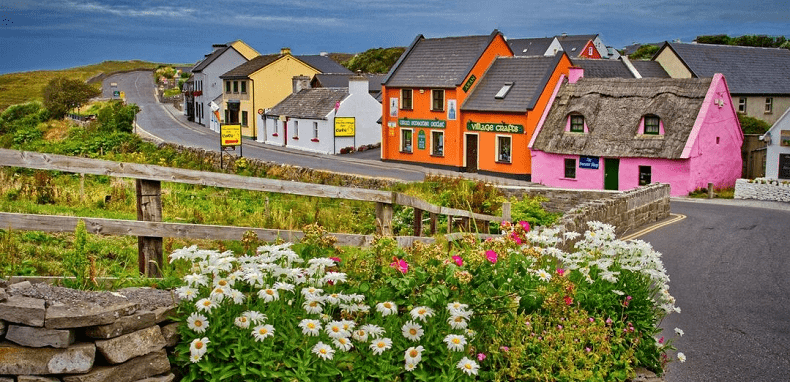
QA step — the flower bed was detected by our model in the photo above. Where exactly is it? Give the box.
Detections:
[169,223,684,381]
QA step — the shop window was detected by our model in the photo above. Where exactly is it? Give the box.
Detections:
[401,129,413,153]
[431,131,444,156]
[241,111,248,126]
[738,97,747,113]
[570,115,584,133]
[432,89,445,111]
[313,122,319,139]
[765,97,773,113]
[644,115,661,135]
[639,166,652,186]
[496,135,511,163]
[401,89,413,110]
[240,81,247,94]
[225,81,231,93]
[564,158,576,179]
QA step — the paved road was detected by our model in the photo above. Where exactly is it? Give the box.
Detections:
[102,71,533,186]
[640,199,790,382]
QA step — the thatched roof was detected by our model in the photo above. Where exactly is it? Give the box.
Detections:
[531,77,713,158]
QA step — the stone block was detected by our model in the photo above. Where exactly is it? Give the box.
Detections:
[133,373,175,382]
[0,295,46,327]
[84,310,157,339]
[0,341,95,375]
[62,349,170,382]
[0,377,13,382]
[0,288,7,302]
[6,325,75,348]
[95,325,166,364]
[159,322,180,348]
[8,280,33,293]
[152,306,176,324]
[45,302,137,329]
[18,376,61,382]
[0,320,5,338]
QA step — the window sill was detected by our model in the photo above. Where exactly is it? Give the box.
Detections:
[400,108,413,111]
[311,138,319,142]
[637,134,664,139]
[561,177,577,181]
[272,133,278,137]
[292,136,299,140]
[431,154,444,158]
[566,131,585,134]
[496,161,512,165]
[400,150,413,154]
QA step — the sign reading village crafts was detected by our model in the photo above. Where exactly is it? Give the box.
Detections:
[221,124,241,147]
[335,117,355,137]
[466,121,524,134]
[399,118,446,128]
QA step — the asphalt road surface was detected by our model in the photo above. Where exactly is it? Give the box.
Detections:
[641,199,790,382]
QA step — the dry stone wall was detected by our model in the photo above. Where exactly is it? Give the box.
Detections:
[0,281,179,382]
[734,178,790,202]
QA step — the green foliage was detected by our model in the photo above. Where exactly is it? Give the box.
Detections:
[738,113,771,134]
[342,47,406,74]
[42,77,101,119]
[0,101,49,135]
[628,45,660,60]
[696,34,789,48]
[509,196,561,227]
[96,101,140,133]
[62,219,89,288]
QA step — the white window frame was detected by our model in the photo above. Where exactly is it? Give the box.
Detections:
[293,120,299,138]
[273,120,279,135]
[431,130,444,156]
[400,128,413,153]
[431,89,445,111]
[765,97,773,113]
[738,97,747,113]
[496,134,512,163]
[313,121,319,139]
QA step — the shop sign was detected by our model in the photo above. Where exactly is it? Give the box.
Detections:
[399,118,446,128]
[462,75,477,92]
[417,130,426,150]
[466,120,524,134]
[579,156,599,169]
[335,117,355,137]
[221,124,241,147]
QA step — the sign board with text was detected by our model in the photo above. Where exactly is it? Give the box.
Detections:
[335,117,356,137]
[466,121,524,134]
[579,156,600,169]
[221,124,241,147]
[398,118,446,128]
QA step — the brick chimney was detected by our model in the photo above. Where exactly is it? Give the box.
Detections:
[280,47,292,55]
[292,75,310,93]
[568,67,584,84]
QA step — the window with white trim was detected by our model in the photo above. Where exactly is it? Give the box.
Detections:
[765,97,773,113]
[496,135,511,163]
[738,97,747,113]
[401,129,413,153]
[431,130,444,156]
[313,122,319,139]
[293,120,299,138]
[431,89,445,111]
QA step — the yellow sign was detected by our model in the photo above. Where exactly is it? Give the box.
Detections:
[120,91,125,99]
[335,117,355,137]
[221,124,241,146]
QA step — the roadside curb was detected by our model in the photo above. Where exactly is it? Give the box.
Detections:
[671,196,790,211]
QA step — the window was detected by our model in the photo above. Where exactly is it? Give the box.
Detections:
[273,121,278,135]
[293,120,299,138]
[241,111,248,127]
[496,135,512,163]
[639,166,652,186]
[240,81,247,94]
[233,81,239,93]
[738,97,747,113]
[495,82,513,99]
[765,97,773,113]
[588,47,594,56]
[401,89,413,110]
[570,115,584,133]
[225,81,231,93]
[431,131,444,156]
[644,115,660,135]
[564,158,576,179]
[401,129,413,153]
[432,89,445,111]
[313,122,319,139]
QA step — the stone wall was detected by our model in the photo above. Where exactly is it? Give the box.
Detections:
[734,178,790,202]
[0,281,179,382]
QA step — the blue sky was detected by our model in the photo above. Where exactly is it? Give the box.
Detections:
[0,0,787,74]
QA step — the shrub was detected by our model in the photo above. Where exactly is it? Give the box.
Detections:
[42,77,101,119]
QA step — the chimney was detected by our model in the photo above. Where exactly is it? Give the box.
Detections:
[320,52,328,57]
[348,71,368,96]
[280,47,292,55]
[568,67,584,84]
[292,75,310,93]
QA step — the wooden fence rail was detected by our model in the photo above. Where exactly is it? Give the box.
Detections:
[0,148,509,276]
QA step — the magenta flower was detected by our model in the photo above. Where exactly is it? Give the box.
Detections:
[329,257,342,263]
[509,232,523,244]
[485,250,498,264]
[499,346,509,352]
[477,353,486,361]
[389,257,409,274]
[519,220,531,232]
[452,255,463,267]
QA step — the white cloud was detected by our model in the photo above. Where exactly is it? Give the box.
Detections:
[63,1,197,18]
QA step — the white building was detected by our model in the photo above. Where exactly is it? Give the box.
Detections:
[761,106,790,179]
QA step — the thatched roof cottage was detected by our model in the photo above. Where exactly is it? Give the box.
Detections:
[529,69,743,196]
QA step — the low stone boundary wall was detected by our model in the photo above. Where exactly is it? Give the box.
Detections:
[0,280,179,382]
[734,178,790,202]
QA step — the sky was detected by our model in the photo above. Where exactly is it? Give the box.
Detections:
[0,0,788,74]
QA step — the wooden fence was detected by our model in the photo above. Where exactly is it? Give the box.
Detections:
[0,149,509,276]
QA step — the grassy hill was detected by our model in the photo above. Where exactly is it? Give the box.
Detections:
[0,60,170,112]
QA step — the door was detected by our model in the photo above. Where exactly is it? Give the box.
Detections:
[465,134,478,173]
[604,158,620,190]
[780,154,790,179]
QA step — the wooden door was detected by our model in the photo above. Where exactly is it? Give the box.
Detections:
[604,158,620,190]
[465,134,478,173]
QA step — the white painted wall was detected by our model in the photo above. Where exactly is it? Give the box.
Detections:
[764,107,790,179]
[194,48,248,131]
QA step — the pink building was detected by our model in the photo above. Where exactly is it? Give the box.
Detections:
[529,71,743,196]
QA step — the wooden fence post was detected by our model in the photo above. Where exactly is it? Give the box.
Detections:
[430,213,437,235]
[136,179,163,277]
[413,209,423,237]
[375,202,393,236]
[502,202,511,222]
[447,215,454,234]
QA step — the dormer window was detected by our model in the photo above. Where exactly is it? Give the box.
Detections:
[644,115,661,135]
[495,82,514,99]
[570,115,585,133]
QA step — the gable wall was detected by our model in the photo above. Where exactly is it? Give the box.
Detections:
[654,48,693,78]
[764,110,790,179]
[250,57,321,138]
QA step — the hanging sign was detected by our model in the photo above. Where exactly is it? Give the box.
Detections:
[221,124,241,146]
[417,130,426,150]
[398,118,446,128]
[335,117,356,137]
[466,121,524,134]
[462,75,477,92]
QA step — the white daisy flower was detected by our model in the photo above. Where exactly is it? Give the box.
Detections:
[190,337,210,356]
[299,319,322,337]
[243,310,267,324]
[175,286,198,301]
[443,334,467,352]
[195,298,216,313]
[537,269,552,282]
[189,352,204,363]
[312,341,335,360]
[447,314,469,330]
[370,337,393,355]
[324,293,342,305]
[361,324,385,338]
[187,313,209,333]
[258,288,280,302]
[322,272,347,284]
[325,321,351,339]
[234,315,250,329]
[352,328,369,342]
[333,336,354,352]
[273,282,295,292]
[339,320,356,332]
[401,321,424,342]
[213,277,233,288]
[184,273,208,287]
[404,345,424,364]
[446,301,469,313]
[301,286,324,298]
[252,324,275,341]
[228,289,245,305]
[677,352,686,363]
[208,287,226,303]
[674,327,684,337]
[376,301,398,317]
[405,360,418,371]
[409,306,435,322]
[303,298,324,314]
[456,356,479,376]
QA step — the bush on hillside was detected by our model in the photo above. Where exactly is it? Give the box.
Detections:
[738,113,771,135]
[42,77,101,119]
[343,47,405,74]
[628,45,660,60]
[96,101,140,134]
[0,102,49,135]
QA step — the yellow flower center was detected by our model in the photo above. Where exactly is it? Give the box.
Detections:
[465,363,472,370]
[218,280,227,286]
[418,309,426,314]
[195,342,203,349]
[452,338,460,344]
[266,290,274,295]
[409,350,419,357]
[307,323,315,329]
[320,348,327,354]
[455,317,463,322]
[409,329,418,335]
[384,303,392,308]
[259,328,268,335]
[214,288,223,294]
[203,301,211,306]
[377,342,385,348]
[194,321,202,327]
[332,327,340,332]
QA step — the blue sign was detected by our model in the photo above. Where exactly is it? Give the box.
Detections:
[579,156,599,169]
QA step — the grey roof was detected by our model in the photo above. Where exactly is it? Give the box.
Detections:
[630,60,670,78]
[384,30,506,88]
[508,37,555,56]
[556,34,597,56]
[268,88,349,119]
[220,54,283,79]
[532,77,713,159]
[312,73,386,94]
[622,43,643,56]
[192,45,238,73]
[571,58,634,78]
[462,55,563,112]
[297,55,352,74]
[658,42,790,95]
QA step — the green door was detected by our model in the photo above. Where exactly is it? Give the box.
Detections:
[604,158,619,190]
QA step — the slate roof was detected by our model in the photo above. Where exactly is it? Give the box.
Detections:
[220,54,284,79]
[508,37,555,56]
[658,42,790,95]
[461,55,563,113]
[571,58,633,78]
[630,60,670,78]
[192,45,238,73]
[556,34,597,56]
[532,77,713,159]
[312,73,386,94]
[384,30,506,88]
[296,55,352,74]
[268,88,349,119]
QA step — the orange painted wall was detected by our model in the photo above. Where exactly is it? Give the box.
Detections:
[461,53,572,176]
[579,40,602,59]
[381,34,513,166]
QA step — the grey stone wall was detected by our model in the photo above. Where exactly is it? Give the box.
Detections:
[734,178,790,202]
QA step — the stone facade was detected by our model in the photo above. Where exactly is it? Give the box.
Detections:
[734,178,790,202]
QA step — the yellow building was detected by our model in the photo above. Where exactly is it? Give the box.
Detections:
[219,48,351,138]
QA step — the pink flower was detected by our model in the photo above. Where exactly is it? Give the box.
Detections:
[477,353,486,361]
[509,232,523,244]
[588,317,594,323]
[329,257,341,263]
[585,347,591,352]
[485,250,498,264]
[658,336,665,344]
[452,255,463,267]
[519,220,531,232]
[606,317,613,325]
[564,296,573,306]
[499,346,509,352]
[389,257,409,274]
[556,268,565,276]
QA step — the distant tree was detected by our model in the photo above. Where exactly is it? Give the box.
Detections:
[696,34,788,48]
[96,101,140,133]
[738,113,771,135]
[696,35,731,45]
[342,47,406,74]
[628,44,660,60]
[42,77,101,119]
